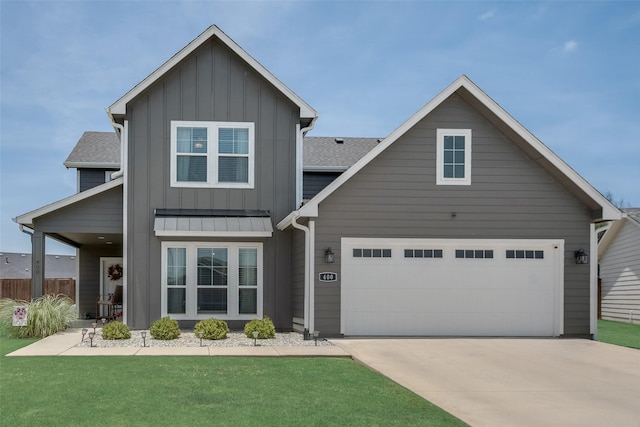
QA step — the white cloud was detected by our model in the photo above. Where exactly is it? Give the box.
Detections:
[563,40,578,52]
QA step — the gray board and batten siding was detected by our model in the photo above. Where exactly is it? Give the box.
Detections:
[122,36,301,329]
[310,93,594,337]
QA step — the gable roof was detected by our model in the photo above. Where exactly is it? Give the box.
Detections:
[64,131,120,169]
[304,137,381,171]
[279,75,621,228]
[107,25,317,125]
[599,208,640,256]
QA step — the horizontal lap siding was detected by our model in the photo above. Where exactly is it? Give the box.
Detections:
[600,221,640,324]
[126,37,299,329]
[314,94,592,336]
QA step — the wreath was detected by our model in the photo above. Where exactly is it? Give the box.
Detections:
[107,264,123,281]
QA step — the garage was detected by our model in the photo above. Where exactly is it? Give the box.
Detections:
[340,238,564,336]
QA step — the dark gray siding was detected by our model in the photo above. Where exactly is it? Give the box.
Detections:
[125,37,300,329]
[78,246,122,318]
[313,94,593,337]
[303,172,341,199]
[79,169,117,192]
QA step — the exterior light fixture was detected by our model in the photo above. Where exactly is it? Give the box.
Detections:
[574,249,589,264]
[81,328,88,342]
[252,330,259,346]
[325,247,335,264]
[198,331,204,347]
[313,330,320,346]
[91,322,97,333]
[88,331,95,347]
[141,331,147,347]
[101,318,107,327]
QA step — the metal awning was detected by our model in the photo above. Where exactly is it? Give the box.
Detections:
[153,209,273,238]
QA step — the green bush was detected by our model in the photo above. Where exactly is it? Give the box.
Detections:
[244,317,276,339]
[194,318,229,340]
[0,294,77,338]
[149,316,181,340]
[102,321,131,340]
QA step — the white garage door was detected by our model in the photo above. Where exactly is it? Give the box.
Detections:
[341,238,564,336]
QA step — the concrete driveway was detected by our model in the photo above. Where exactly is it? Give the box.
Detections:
[333,338,640,427]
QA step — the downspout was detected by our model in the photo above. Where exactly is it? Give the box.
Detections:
[107,111,124,180]
[291,213,311,339]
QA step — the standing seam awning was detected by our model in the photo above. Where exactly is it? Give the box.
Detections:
[154,216,273,237]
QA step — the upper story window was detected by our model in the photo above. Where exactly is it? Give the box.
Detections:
[436,129,472,186]
[170,121,255,188]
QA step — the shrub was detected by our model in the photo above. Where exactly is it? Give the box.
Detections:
[149,316,180,340]
[194,318,229,340]
[0,294,77,338]
[244,316,276,339]
[102,321,131,340]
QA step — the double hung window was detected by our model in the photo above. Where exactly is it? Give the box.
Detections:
[162,242,262,320]
[171,121,254,188]
[436,129,472,185]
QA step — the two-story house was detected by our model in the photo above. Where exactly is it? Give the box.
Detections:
[16,25,620,338]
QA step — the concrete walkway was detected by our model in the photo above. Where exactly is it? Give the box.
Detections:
[5,329,350,357]
[334,338,640,427]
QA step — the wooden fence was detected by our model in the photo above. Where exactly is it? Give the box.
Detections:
[0,278,76,302]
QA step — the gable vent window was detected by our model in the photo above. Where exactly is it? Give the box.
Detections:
[171,121,254,189]
[506,250,544,259]
[404,249,443,258]
[353,248,392,258]
[455,249,493,259]
[436,129,472,186]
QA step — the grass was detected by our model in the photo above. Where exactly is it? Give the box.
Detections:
[598,319,640,350]
[1,337,467,427]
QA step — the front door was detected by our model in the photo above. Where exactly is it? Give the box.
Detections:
[99,257,123,317]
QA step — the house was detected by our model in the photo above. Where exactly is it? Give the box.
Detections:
[16,25,621,337]
[598,208,640,324]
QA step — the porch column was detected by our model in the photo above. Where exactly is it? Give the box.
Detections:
[31,230,45,298]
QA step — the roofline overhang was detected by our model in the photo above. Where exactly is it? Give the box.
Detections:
[106,25,317,123]
[303,166,349,173]
[63,161,120,169]
[15,177,124,227]
[296,75,621,222]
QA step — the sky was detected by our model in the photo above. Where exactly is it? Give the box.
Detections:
[1,0,639,255]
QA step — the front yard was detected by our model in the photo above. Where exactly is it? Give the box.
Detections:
[597,319,640,349]
[1,336,466,426]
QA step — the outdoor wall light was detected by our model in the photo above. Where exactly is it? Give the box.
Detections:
[81,328,88,342]
[141,331,147,347]
[252,330,259,346]
[313,330,320,346]
[325,247,335,264]
[88,331,95,347]
[574,249,589,264]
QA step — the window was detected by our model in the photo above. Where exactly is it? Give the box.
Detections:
[506,250,544,259]
[352,248,392,258]
[436,129,472,185]
[170,121,254,188]
[455,249,493,259]
[404,249,443,258]
[162,242,262,320]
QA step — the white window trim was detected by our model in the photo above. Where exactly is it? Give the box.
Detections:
[170,121,255,189]
[161,241,263,321]
[436,128,472,186]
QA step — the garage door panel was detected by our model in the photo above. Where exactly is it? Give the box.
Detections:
[341,238,562,336]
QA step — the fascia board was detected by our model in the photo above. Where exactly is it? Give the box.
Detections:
[108,25,317,120]
[299,75,621,221]
[15,177,123,226]
[63,162,120,169]
[598,214,629,256]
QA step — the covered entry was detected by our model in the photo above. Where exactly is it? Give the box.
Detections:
[340,238,564,336]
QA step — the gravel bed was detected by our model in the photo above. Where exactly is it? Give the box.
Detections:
[76,330,333,348]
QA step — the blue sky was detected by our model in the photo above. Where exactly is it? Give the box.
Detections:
[1,0,639,255]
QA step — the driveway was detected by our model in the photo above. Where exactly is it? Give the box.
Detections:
[333,338,640,427]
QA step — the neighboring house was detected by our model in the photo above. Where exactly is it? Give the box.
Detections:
[598,208,640,324]
[16,25,620,338]
[0,253,77,279]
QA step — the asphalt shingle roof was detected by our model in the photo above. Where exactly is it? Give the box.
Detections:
[64,131,120,167]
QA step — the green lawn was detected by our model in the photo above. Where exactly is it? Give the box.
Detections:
[598,319,640,350]
[1,337,467,426]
